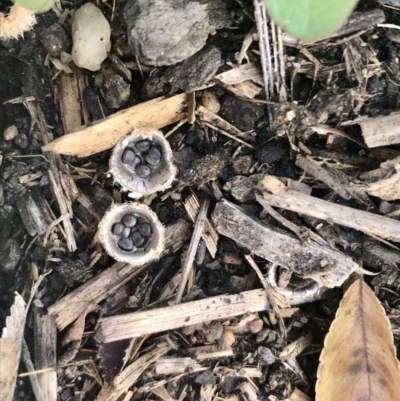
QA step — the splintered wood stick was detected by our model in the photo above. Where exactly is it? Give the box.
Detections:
[97,289,272,342]
[261,176,400,242]
[184,192,218,257]
[49,219,190,330]
[212,199,358,288]
[33,311,57,401]
[295,154,351,200]
[175,197,209,304]
[42,93,187,157]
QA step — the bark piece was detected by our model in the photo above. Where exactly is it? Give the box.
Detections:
[42,94,187,157]
[213,199,358,288]
[0,293,26,401]
[316,279,400,401]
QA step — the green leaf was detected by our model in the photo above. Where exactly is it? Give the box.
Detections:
[263,0,359,41]
[15,0,56,13]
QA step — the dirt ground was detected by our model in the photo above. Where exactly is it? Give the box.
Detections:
[2,0,400,400]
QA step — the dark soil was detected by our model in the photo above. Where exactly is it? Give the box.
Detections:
[1,0,400,400]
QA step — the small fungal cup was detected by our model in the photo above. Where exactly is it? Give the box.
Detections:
[109,128,177,198]
[99,202,164,265]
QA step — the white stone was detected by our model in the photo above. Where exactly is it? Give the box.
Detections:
[4,125,18,141]
[71,3,111,71]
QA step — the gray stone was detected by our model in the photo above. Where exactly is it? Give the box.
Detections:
[124,0,235,66]
[40,23,71,57]
[142,45,222,99]
[105,75,130,109]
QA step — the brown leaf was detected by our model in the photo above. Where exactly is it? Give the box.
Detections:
[316,279,400,401]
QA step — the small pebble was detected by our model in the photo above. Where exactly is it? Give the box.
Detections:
[135,164,152,178]
[138,222,152,236]
[112,222,124,235]
[121,227,131,238]
[15,133,28,149]
[131,231,145,247]
[122,214,137,228]
[122,148,136,165]
[117,237,134,251]
[4,125,18,141]
[135,140,151,151]
[221,329,236,347]
[248,318,264,334]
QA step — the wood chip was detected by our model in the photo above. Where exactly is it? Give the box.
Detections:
[0,293,26,401]
[359,112,400,148]
[213,199,358,288]
[42,94,187,157]
[59,65,90,134]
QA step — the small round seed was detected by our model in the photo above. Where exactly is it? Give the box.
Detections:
[135,140,151,151]
[135,163,152,178]
[122,148,136,165]
[144,154,161,167]
[138,223,152,237]
[122,214,138,228]
[148,145,162,159]
[131,231,145,247]
[117,237,135,252]
[112,222,124,235]
[121,227,131,238]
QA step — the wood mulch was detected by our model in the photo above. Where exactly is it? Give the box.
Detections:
[2,0,400,400]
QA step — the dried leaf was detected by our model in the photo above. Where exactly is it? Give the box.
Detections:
[0,293,26,401]
[316,279,400,401]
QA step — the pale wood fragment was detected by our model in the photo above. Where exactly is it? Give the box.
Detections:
[261,176,400,242]
[59,65,89,134]
[175,197,209,304]
[214,63,263,86]
[359,112,400,148]
[97,288,314,343]
[155,357,201,375]
[184,192,218,258]
[0,293,26,401]
[42,94,187,157]
[33,311,57,401]
[49,219,190,330]
[296,155,351,200]
[185,344,233,361]
[213,199,358,288]
[214,63,262,98]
